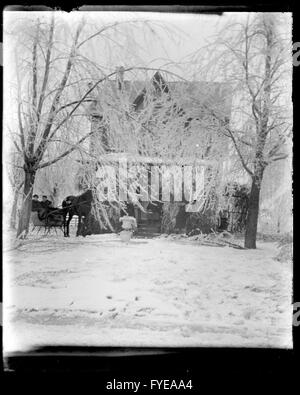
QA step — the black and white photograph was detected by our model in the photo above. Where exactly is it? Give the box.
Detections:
[3,7,293,364]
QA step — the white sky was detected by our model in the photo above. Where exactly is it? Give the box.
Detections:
[74,11,240,78]
[4,11,291,79]
[3,11,248,80]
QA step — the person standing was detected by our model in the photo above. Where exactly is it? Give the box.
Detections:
[119,214,137,242]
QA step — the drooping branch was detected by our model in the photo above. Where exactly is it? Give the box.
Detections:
[35,20,85,161]
[46,66,188,145]
[267,128,291,159]
[38,129,94,169]
[77,19,149,49]
[270,153,288,162]
[56,98,94,113]
[8,129,22,153]
[224,126,254,177]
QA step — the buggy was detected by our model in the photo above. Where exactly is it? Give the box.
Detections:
[30,211,64,235]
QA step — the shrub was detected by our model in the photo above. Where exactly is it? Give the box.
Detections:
[219,182,250,232]
[186,209,217,235]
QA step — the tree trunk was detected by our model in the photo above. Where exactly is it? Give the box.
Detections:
[10,182,24,229]
[17,170,36,238]
[244,176,261,249]
[10,189,19,229]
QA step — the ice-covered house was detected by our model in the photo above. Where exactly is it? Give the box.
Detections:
[84,67,232,234]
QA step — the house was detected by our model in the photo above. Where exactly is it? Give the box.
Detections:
[82,67,232,234]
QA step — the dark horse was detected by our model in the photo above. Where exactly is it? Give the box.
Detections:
[62,189,93,237]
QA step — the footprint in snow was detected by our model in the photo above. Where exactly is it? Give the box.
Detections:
[234,320,245,325]
[138,307,154,313]
[181,327,192,337]
[250,287,264,293]
[243,310,252,320]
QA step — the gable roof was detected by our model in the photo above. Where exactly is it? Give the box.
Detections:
[87,71,232,121]
[132,71,170,111]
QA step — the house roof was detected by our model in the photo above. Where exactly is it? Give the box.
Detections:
[86,71,232,121]
[95,151,216,166]
[167,80,232,121]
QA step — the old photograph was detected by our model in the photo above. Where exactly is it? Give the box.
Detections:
[3,9,293,356]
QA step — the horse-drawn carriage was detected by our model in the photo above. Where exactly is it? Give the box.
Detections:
[30,210,65,235]
[30,189,137,238]
[30,189,93,237]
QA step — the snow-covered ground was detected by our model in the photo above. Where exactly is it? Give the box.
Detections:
[3,233,293,353]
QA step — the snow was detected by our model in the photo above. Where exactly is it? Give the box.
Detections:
[3,233,293,353]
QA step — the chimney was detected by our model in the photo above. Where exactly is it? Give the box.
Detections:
[116,66,125,90]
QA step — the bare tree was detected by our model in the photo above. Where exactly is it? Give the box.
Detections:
[6,150,24,229]
[196,13,292,248]
[4,12,178,238]
[35,152,81,206]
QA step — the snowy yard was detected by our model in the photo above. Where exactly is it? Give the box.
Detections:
[3,233,293,352]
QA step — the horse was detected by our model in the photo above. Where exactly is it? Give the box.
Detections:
[62,189,93,237]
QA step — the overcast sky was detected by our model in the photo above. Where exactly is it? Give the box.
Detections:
[4,11,250,80]
[4,11,292,80]
[73,11,243,79]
